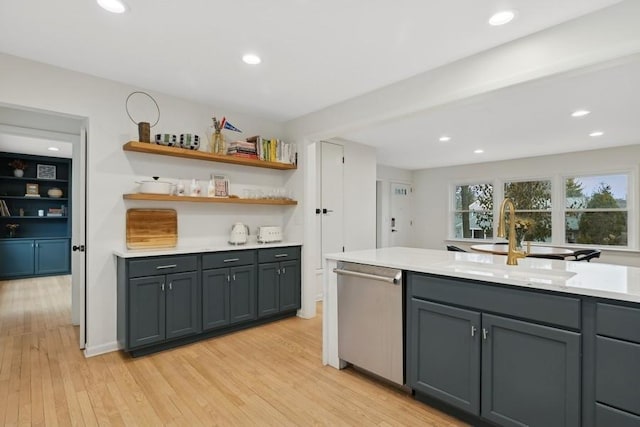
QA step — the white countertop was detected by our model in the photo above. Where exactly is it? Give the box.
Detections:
[325,247,640,303]
[114,241,302,258]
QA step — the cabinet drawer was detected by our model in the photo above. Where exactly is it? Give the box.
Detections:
[408,272,581,329]
[258,246,300,263]
[596,403,640,427]
[596,336,640,415]
[597,303,640,343]
[128,255,198,278]
[202,250,256,270]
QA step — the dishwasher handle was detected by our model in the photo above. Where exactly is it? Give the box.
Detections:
[333,268,401,285]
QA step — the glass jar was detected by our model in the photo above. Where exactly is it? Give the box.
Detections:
[210,131,226,155]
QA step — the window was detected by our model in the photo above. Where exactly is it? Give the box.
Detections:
[565,174,628,246]
[504,180,552,242]
[454,183,493,239]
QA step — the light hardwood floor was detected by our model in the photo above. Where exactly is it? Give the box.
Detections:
[0,275,467,426]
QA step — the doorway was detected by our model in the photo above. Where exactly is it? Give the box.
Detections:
[0,104,87,349]
[376,180,413,248]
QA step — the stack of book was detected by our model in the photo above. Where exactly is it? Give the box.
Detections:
[247,136,297,164]
[0,200,11,216]
[227,140,258,159]
[47,208,63,217]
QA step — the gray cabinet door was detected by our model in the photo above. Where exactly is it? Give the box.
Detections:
[165,271,200,339]
[129,275,166,348]
[258,262,279,318]
[408,299,481,414]
[229,265,256,324]
[481,314,581,427]
[35,238,70,275]
[0,239,34,277]
[279,259,300,312]
[202,268,230,330]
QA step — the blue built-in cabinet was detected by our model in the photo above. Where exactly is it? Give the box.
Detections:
[0,152,71,279]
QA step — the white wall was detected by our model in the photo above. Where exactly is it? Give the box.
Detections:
[412,145,640,267]
[0,53,288,356]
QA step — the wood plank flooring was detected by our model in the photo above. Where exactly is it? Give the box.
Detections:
[0,275,467,426]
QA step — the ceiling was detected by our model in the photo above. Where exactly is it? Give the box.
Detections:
[0,0,635,168]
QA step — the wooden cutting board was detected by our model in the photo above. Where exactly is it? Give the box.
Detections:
[126,209,177,249]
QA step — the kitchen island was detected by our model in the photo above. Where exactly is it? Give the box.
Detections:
[324,247,640,427]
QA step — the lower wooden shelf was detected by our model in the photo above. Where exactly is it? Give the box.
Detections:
[123,193,297,205]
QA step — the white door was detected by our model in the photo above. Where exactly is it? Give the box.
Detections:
[389,182,413,247]
[71,126,87,349]
[321,142,344,257]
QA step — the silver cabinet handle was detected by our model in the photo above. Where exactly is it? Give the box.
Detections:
[169,282,173,291]
[223,258,240,263]
[232,274,236,281]
[156,264,177,270]
[277,268,281,275]
[275,254,288,258]
[471,326,477,337]
[482,328,488,340]
[282,267,286,275]
[161,282,165,291]
[227,275,231,283]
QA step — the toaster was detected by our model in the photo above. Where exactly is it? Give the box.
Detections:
[257,226,282,243]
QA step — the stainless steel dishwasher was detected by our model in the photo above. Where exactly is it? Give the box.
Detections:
[334,261,403,385]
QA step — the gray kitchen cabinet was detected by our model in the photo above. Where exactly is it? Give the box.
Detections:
[257,246,301,317]
[117,245,300,356]
[203,264,256,329]
[202,250,256,330]
[407,272,581,427]
[408,299,481,414]
[481,314,580,427]
[593,303,640,425]
[118,255,200,351]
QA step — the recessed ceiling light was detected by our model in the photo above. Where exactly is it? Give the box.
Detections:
[474,149,484,154]
[439,136,451,142]
[571,110,591,117]
[488,10,515,26]
[589,131,604,137]
[242,54,261,65]
[47,147,60,152]
[97,0,127,13]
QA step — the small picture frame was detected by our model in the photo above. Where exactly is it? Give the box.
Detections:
[37,164,56,180]
[213,175,229,197]
[26,183,39,195]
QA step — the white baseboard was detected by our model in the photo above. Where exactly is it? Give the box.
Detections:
[83,341,120,358]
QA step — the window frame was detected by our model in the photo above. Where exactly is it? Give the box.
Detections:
[448,168,637,250]
[561,170,634,249]
[450,181,496,241]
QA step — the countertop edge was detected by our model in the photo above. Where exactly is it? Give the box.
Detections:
[114,241,303,258]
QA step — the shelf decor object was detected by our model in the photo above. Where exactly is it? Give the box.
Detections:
[37,164,57,179]
[8,159,27,177]
[125,91,160,143]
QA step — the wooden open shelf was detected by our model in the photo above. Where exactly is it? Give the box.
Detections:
[123,193,297,205]
[123,141,297,170]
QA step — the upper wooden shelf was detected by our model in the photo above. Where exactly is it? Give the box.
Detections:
[123,141,297,170]
[123,193,297,205]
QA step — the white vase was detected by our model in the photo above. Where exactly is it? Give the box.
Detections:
[13,169,24,177]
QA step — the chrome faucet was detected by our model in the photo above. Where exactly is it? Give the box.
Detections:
[497,198,527,266]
